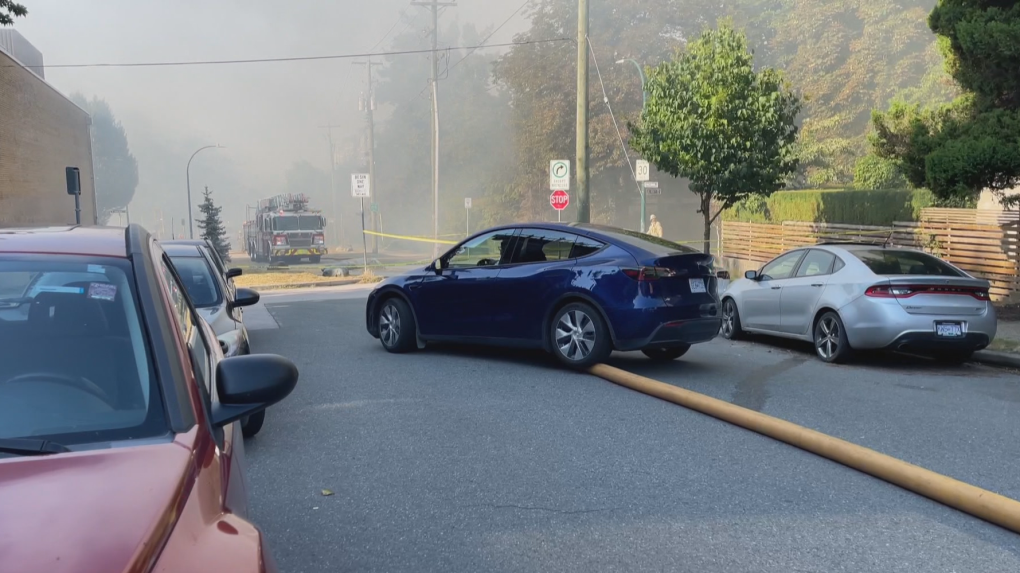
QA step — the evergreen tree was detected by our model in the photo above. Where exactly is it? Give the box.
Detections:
[197,186,231,262]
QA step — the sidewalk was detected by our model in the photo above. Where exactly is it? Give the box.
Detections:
[974,312,1020,369]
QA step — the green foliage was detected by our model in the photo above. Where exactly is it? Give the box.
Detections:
[629,22,802,252]
[853,154,908,190]
[871,1,1020,209]
[0,1,26,26]
[724,188,928,226]
[197,187,231,263]
[71,94,139,224]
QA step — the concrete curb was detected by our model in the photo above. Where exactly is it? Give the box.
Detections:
[589,363,1020,535]
[248,279,361,292]
[972,350,1020,370]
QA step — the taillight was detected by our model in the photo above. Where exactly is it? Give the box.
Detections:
[866,284,990,301]
[313,234,325,245]
[273,235,288,246]
[622,267,677,281]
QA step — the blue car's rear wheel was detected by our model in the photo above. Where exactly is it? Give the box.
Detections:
[379,297,417,353]
[551,303,611,369]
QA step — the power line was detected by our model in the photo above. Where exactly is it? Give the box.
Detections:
[368,8,410,53]
[450,0,531,71]
[16,38,573,69]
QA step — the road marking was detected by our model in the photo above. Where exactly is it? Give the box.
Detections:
[590,363,1020,535]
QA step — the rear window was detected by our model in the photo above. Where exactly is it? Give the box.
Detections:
[585,225,699,255]
[852,249,963,277]
[168,256,221,307]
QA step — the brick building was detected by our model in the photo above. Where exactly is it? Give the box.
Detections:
[0,29,97,226]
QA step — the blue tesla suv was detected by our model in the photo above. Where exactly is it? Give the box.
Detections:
[365,223,724,368]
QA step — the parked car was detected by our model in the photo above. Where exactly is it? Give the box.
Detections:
[163,241,267,437]
[0,225,297,573]
[719,243,997,363]
[366,223,725,368]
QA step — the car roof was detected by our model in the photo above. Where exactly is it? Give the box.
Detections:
[163,239,210,247]
[0,226,128,257]
[162,243,204,257]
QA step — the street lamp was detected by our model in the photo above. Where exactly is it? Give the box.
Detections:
[616,58,650,232]
[186,144,225,239]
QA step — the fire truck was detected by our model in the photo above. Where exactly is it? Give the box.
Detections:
[244,193,327,264]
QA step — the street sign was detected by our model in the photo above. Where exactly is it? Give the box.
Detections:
[351,173,370,198]
[464,197,472,209]
[646,188,662,196]
[370,202,379,213]
[550,190,570,211]
[550,160,570,191]
[643,181,659,189]
[636,160,650,182]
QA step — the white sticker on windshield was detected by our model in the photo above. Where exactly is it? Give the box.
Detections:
[87,282,117,301]
[87,265,106,274]
[37,286,85,294]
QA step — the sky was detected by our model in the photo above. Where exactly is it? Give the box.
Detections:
[13,0,528,233]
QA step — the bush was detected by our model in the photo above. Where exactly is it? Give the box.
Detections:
[853,155,908,190]
[723,188,933,226]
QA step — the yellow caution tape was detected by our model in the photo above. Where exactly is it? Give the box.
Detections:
[363,230,459,245]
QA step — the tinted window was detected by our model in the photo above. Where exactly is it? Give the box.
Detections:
[446,230,518,269]
[760,251,805,281]
[833,257,845,273]
[168,256,221,307]
[510,229,578,263]
[571,235,605,258]
[853,249,963,277]
[795,250,836,277]
[0,256,165,447]
[161,260,212,391]
[583,225,699,255]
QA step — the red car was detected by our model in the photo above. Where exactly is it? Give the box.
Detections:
[0,225,297,573]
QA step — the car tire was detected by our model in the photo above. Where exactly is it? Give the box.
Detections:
[641,344,691,361]
[311,255,322,264]
[814,311,852,364]
[241,410,266,438]
[378,297,417,353]
[550,302,612,370]
[720,298,745,340]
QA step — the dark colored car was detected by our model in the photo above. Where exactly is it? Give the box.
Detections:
[0,225,297,573]
[366,223,723,368]
[164,241,268,437]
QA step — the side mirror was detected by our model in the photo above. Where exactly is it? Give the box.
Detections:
[210,354,298,428]
[744,270,758,280]
[226,268,243,280]
[433,258,445,274]
[716,270,730,280]
[230,287,260,310]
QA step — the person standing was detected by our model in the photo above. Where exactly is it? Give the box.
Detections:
[648,214,663,238]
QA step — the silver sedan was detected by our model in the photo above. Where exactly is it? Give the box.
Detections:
[719,243,997,363]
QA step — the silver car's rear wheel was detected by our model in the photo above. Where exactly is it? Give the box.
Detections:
[814,311,851,364]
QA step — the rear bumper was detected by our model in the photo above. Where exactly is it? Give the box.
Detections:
[885,332,991,353]
[839,296,997,350]
[271,247,327,256]
[613,302,722,351]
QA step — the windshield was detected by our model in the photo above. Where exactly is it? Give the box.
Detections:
[0,256,166,448]
[853,249,964,277]
[273,215,323,231]
[168,255,221,307]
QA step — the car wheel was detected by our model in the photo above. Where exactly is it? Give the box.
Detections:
[720,298,745,340]
[551,303,612,369]
[311,255,322,264]
[379,297,417,353]
[641,344,691,361]
[241,410,266,438]
[814,311,852,364]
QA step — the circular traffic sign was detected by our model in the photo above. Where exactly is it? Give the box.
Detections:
[550,190,570,211]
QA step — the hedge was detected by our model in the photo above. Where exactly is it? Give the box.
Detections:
[723,188,936,226]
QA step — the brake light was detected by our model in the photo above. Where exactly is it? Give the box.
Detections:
[313,234,325,245]
[866,284,990,301]
[273,235,288,246]
[622,267,677,281]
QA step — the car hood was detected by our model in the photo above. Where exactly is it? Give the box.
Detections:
[0,441,192,573]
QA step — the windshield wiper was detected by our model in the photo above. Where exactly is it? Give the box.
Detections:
[0,438,71,456]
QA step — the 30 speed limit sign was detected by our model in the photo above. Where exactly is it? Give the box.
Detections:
[635,160,650,182]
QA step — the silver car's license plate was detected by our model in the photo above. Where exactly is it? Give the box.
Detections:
[935,321,964,338]
[689,279,706,293]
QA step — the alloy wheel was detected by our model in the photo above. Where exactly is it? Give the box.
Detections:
[816,316,840,360]
[722,301,736,337]
[380,304,401,347]
[556,310,597,361]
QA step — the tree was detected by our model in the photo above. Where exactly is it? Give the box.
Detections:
[629,22,802,253]
[0,1,26,26]
[197,186,231,262]
[871,1,1020,208]
[71,94,139,224]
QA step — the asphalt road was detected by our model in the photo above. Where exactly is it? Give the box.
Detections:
[244,289,1020,573]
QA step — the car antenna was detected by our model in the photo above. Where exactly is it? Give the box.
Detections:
[882,230,895,248]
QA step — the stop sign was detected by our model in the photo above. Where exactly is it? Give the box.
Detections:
[550,190,570,211]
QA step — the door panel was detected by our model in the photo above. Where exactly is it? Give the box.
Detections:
[497,229,581,341]
[780,249,835,335]
[742,250,805,331]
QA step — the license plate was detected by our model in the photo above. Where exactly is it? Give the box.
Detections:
[689,279,707,293]
[935,321,964,338]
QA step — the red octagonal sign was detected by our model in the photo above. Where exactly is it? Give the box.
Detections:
[550,190,570,211]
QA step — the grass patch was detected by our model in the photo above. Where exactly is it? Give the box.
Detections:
[989,338,1020,355]
[234,272,343,288]
[358,270,385,284]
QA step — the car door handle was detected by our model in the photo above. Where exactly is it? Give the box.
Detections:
[811,283,824,287]
[771,286,781,290]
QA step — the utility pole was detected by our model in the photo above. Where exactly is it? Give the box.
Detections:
[353,60,382,255]
[576,0,590,223]
[321,124,345,248]
[413,0,455,257]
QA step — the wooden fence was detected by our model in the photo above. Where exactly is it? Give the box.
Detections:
[721,209,1019,302]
